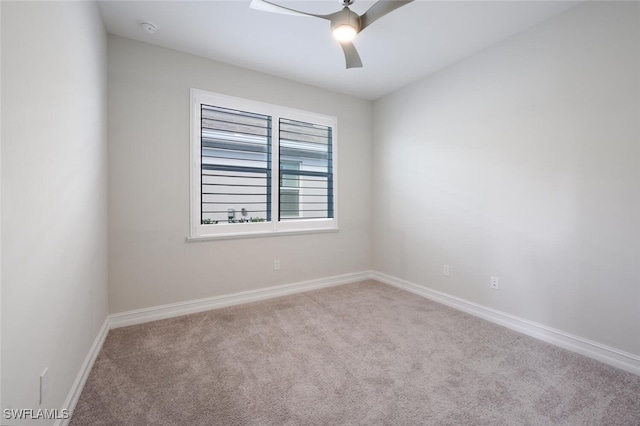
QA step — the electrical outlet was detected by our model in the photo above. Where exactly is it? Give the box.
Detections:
[274,260,280,271]
[490,276,499,290]
[40,368,48,405]
[443,264,450,277]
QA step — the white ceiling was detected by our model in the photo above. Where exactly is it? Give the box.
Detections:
[97,0,580,100]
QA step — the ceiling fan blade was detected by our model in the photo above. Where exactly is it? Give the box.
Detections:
[360,0,414,31]
[339,41,363,69]
[250,0,327,19]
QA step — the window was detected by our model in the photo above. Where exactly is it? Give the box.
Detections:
[190,89,337,239]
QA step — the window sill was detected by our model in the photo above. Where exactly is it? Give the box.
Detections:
[186,227,339,242]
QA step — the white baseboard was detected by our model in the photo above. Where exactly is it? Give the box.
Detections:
[372,271,640,376]
[110,270,373,329]
[56,317,110,426]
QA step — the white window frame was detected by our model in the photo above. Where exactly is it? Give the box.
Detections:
[189,89,338,240]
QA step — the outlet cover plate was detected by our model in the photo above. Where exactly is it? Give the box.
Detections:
[490,276,499,290]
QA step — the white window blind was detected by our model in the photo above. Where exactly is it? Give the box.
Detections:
[190,90,338,240]
[279,118,333,220]
[200,105,272,224]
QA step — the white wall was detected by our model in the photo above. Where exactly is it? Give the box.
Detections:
[373,1,640,357]
[1,1,108,420]
[108,35,372,313]
[0,0,3,413]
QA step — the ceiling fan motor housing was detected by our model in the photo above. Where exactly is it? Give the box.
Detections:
[331,7,362,34]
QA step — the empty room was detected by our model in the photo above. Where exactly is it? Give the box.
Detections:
[1,0,639,424]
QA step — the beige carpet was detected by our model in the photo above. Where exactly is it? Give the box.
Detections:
[70,280,640,425]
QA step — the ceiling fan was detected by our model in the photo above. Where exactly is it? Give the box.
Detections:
[249,0,414,69]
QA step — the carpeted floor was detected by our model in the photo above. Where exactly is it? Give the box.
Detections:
[70,280,640,425]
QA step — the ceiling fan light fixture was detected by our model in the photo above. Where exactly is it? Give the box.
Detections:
[251,0,414,68]
[332,24,357,42]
